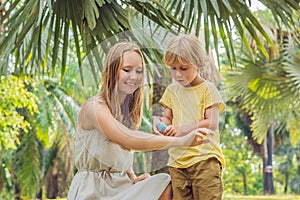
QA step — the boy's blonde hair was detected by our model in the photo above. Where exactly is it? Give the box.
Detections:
[163,34,209,72]
[98,42,144,130]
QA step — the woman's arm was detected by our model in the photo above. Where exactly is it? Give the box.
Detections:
[126,168,150,184]
[163,104,220,137]
[79,99,212,151]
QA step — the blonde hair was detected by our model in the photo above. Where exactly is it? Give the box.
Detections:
[164,34,209,73]
[98,42,144,130]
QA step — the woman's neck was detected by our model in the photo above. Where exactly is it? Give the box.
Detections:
[119,94,126,106]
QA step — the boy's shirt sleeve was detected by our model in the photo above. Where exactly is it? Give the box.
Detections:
[205,83,226,113]
[159,87,172,109]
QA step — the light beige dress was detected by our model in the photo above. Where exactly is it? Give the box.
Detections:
[67,127,171,200]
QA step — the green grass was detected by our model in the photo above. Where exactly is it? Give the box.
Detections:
[224,195,300,200]
[54,195,300,200]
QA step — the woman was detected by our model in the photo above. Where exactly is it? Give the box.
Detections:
[67,42,212,200]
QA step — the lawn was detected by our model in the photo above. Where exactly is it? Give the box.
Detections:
[224,195,300,200]
[55,195,300,200]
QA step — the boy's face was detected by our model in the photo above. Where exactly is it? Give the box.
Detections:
[169,63,201,87]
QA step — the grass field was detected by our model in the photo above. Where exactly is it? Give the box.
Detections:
[224,195,300,200]
[55,195,300,200]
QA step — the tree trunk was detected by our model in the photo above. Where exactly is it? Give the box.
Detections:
[151,65,171,174]
[14,183,21,200]
[263,124,275,194]
[0,0,4,36]
[284,173,288,194]
[45,164,59,199]
[242,172,247,195]
[36,186,42,199]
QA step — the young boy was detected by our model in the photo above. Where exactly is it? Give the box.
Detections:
[154,34,226,200]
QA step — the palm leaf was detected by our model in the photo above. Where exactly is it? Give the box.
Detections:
[16,132,41,198]
[163,0,300,67]
[35,84,55,147]
[224,42,300,144]
[1,0,299,79]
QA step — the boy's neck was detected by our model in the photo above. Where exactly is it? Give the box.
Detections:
[184,75,205,87]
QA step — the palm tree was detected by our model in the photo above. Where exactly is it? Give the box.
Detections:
[0,61,91,198]
[1,0,299,80]
[2,78,82,199]
[224,17,300,194]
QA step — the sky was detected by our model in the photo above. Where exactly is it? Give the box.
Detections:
[249,0,266,11]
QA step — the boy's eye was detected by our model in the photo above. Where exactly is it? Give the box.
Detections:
[181,68,188,70]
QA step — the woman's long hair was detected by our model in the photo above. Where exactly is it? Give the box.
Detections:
[98,42,144,130]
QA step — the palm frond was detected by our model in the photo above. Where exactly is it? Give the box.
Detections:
[224,43,300,144]
[163,0,300,67]
[1,0,299,80]
[16,132,41,198]
[50,87,80,136]
[35,84,56,147]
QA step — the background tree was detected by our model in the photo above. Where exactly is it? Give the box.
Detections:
[222,104,263,195]
[223,8,300,194]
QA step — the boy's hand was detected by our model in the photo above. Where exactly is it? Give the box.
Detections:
[163,125,178,136]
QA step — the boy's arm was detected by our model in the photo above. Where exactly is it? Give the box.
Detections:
[162,107,173,125]
[164,104,220,136]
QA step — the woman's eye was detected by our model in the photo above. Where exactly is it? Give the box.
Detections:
[136,70,143,74]
[122,69,130,72]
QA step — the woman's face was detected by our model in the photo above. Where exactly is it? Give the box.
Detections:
[118,51,143,98]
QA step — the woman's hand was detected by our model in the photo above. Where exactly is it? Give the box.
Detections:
[126,169,150,184]
[131,173,151,184]
[180,128,214,147]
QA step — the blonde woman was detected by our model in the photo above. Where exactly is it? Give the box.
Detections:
[67,42,213,200]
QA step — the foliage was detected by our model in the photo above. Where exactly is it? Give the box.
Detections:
[222,104,300,195]
[0,64,83,198]
[223,34,300,145]
[16,132,41,198]
[0,76,39,150]
[221,7,300,195]
[1,0,299,82]
[222,105,263,195]
[272,130,300,194]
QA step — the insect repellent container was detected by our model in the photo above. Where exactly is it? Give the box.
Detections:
[154,118,167,132]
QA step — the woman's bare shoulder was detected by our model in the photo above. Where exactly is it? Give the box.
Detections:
[81,96,106,109]
[79,96,108,129]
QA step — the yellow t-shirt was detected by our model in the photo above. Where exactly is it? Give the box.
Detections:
[160,81,226,168]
